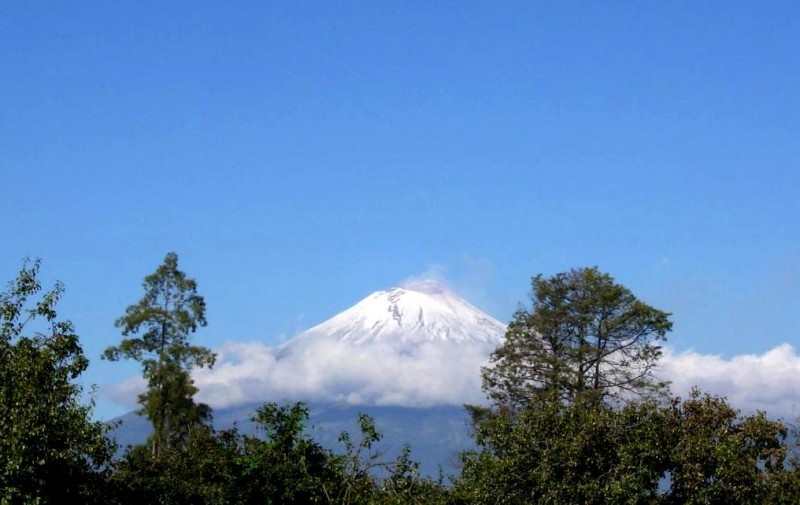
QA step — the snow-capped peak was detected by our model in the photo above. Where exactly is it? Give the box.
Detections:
[293,280,506,347]
[197,281,507,410]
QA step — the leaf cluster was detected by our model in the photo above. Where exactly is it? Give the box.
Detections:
[0,259,115,504]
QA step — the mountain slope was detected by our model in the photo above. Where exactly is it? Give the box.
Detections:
[109,402,473,477]
[114,280,504,473]
[282,279,505,351]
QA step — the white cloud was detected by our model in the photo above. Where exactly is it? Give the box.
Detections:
[189,337,493,409]
[104,339,800,420]
[401,264,449,290]
[660,343,800,419]
[104,375,146,410]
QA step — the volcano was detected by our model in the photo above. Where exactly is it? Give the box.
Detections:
[281,279,505,352]
[111,281,507,475]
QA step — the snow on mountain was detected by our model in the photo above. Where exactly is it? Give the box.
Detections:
[111,281,503,473]
[185,281,507,409]
[283,280,505,351]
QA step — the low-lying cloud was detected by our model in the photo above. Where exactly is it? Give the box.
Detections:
[660,343,800,418]
[106,340,800,420]
[191,338,494,410]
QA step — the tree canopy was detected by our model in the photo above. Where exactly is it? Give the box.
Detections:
[0,259,114,504]
[482,267,672,409]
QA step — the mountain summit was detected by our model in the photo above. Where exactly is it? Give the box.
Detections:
[194,281,506,408]
[118,281,508,474]
[291,280,506,348]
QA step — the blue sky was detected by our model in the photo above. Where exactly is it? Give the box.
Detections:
[2,1,799,419]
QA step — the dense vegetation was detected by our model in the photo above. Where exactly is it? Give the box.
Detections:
[2,255,800,504]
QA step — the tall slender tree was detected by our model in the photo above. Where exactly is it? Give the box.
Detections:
[103,252,215,460]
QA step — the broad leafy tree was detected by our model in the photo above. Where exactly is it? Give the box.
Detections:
[0,259,114,504]
[460,268,799,504]
[663,388,787,505]
[457,392,797,505]
[103,252,215,460]
[457,400,671,504]
[482,267,672,409]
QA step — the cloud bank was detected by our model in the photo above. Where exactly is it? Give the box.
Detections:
[660,343,800,418]
[191,338,494,409]
[106,340,800,420]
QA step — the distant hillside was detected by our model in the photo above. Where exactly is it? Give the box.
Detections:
[109,402,476,477]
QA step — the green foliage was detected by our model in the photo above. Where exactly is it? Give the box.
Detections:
[458,389,797,505]
[110,423,257,504]
[239,402,340,504]
[663,388,787,504]
[111,402,344,504]
[457,400,670,504]
[334,412,449,505]
[461,268,798,504]
[336,413,385,503]
[103,252,215,460]
[0,259,114,504]
[482,267,672,409]
[764,426,800,505]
